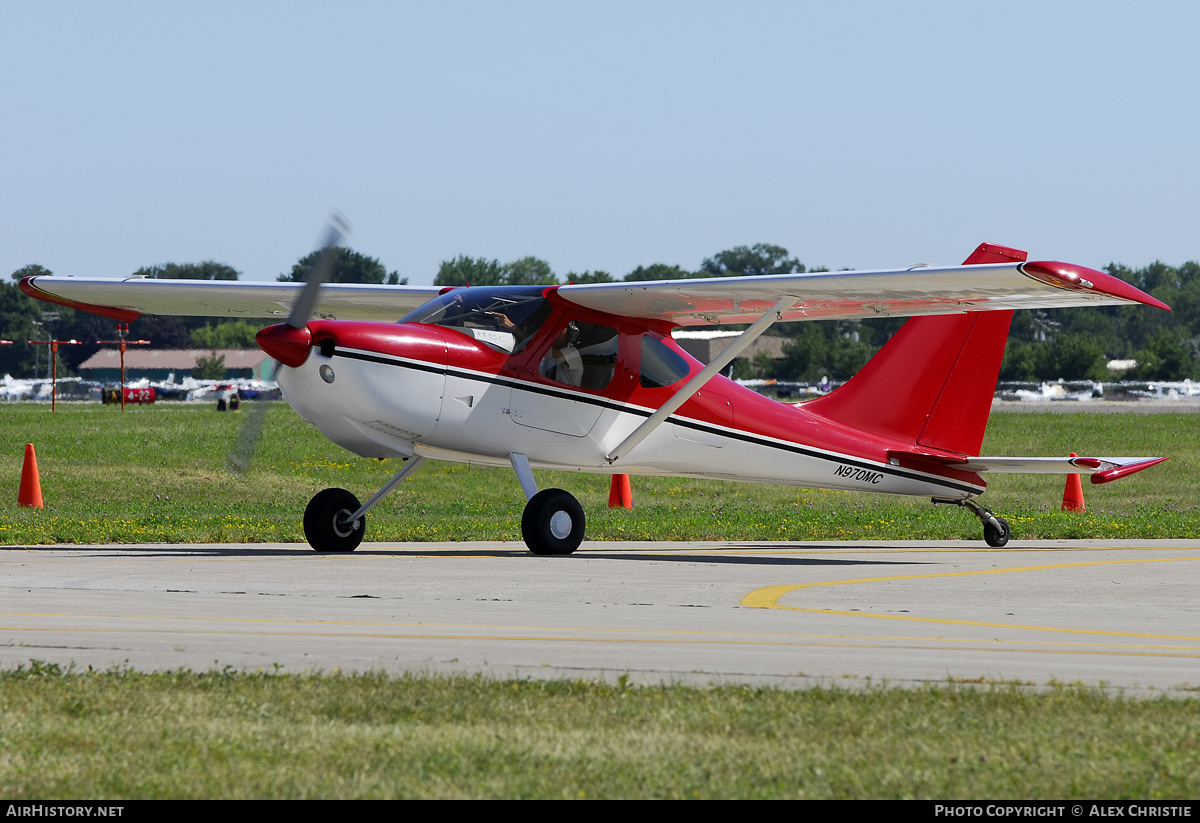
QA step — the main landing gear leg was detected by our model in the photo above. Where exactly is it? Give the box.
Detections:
[303,456,427,553]
[932,497,1011,548]
[510,452,584,556]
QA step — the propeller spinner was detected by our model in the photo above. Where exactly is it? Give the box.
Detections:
[232,214,351,473]
[256,214,350,367]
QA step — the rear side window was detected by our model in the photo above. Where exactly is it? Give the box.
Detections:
[640,335,691,388]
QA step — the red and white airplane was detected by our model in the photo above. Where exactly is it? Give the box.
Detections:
[22,235,1170,554]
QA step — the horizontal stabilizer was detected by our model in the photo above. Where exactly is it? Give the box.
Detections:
[960,456,1168,484]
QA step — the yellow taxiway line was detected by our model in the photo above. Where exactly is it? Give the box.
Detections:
[742,556,1200,642]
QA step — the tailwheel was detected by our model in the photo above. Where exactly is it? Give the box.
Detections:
[932,497,1013,548]
[304,487,365,553]
[521,488,585,556]
[983,516,1011,548]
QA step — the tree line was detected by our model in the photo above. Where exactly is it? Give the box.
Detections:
[3,246,1198,383]
[431,243,805,286]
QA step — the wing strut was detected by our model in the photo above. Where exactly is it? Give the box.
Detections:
[606,295,797,463]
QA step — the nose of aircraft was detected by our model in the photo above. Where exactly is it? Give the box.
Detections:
[260,320,453,460]
[256,323,313,367]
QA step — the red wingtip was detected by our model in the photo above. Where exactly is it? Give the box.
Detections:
[1090,457,1169,485]
[1022,262,1171,312]
[19,276,143,322]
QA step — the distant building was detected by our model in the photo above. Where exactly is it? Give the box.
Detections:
[77,349,274,383]
[671,330,785,365]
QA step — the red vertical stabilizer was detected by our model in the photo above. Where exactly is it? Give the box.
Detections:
[803,243,1026,457]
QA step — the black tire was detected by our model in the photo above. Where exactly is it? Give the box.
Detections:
[521,488,585,556]
[304,487,365,553]
[983,516,1011,548]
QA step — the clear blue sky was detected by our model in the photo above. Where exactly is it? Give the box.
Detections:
[2,1,1197,285]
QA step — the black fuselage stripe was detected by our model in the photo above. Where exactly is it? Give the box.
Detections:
[336,348,641,413]
[331,348,981,494]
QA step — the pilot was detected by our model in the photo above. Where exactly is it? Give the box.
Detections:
[540,322,584,386]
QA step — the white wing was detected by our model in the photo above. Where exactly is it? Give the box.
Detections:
[556,260,1169,325]
[20,277,443,322]
[20,258,1168,326]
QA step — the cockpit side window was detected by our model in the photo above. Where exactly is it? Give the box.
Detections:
[401,287,551,353]
[640,334,692,388]
[539,321,619,390]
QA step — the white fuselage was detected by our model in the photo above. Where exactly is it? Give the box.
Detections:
[278,344,983,501]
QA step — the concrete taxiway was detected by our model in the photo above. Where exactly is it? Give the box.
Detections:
[1,540,1197,693]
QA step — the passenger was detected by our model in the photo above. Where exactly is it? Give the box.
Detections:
[540,322,584,386]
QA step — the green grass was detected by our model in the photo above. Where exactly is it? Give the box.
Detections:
[2,408,1197,799]
[0,403,1195,544]
[1,663,1196,799]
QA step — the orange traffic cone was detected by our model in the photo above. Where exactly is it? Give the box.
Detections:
[18,443,43,509]
[608,473,633,509]
[1062,452,1086,512]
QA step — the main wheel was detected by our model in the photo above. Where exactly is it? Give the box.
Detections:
[983,516,1011,548]
[521,488,585,556]
[304,487,365,553]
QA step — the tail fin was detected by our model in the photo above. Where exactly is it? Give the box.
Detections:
[804,243,1026,456]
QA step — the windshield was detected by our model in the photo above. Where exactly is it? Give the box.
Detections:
[401,287,552,353]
